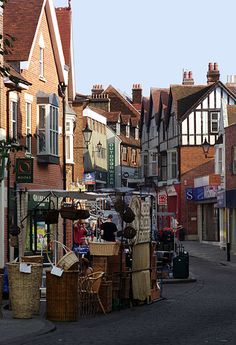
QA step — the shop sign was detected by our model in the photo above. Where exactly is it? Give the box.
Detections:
[15,157,34,183]
[217,190,226,208]
[158,192,167,205]
[83,172,95,185]
[28,194,50,210]
[204,185,218,199]
[107,143,115,186]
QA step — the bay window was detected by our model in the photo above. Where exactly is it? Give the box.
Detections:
[37,94,59,164]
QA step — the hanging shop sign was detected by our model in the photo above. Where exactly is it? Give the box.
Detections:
[158,192,167,205]
[108,143,115,187]
[15,157,34,183]
[83,172,95,185]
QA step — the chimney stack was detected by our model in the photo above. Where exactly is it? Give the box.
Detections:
[132,83,142,105]
[91,84,104,96]
[182,70,194,85]
[207,62,220,84]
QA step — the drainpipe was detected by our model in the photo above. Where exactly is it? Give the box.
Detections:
[59,83,67,246]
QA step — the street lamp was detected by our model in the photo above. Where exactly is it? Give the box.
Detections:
[82,124,92,148]
[201,138,210,158]
[97,141,102,153]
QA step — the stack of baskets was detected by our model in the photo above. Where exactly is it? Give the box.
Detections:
[89,241,120,256]
[7,261,43,318]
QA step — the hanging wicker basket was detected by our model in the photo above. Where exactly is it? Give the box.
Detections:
[89,241,120,256]
[123,226,137,239]
[121,207,135,223]
[60,201,90,221]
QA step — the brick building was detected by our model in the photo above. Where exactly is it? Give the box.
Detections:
[0,0,74,267]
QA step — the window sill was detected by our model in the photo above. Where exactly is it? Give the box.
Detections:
[37,154,59,165]
[39,76,46,83]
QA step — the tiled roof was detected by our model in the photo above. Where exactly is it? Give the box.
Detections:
[227,105,236,126]
[4,63,31,85]
[170,84,213,119]
[104,85,140,119]
[155,89,169,128]
[121,115,131,125]
[226,85,236,96]
[131,117,139,127]
[4,0,44,61]
[89,106,121,123]
[118,133,140,147]
[56,7,71,67]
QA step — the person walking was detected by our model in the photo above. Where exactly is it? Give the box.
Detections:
[101,214,118,242]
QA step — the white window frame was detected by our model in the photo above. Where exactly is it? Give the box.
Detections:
[66,120,74,163]
[122,146,127,161]
[131,149,137,164]
[39,47,44,78]
[210,112,219,133]
[9,92,18,140]
[26,102,32,154]
[167,150,178,180]
[135,127,139,140]
[126,124,130,138]
[37,104,59,156]
[116,122,120,135]
[151,152,158,176]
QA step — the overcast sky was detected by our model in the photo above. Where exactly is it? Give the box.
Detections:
[54,0,236,97]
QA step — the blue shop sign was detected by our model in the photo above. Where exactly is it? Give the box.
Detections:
[217,190,226,208]
[83,172,95,185]
[185,187,204,201]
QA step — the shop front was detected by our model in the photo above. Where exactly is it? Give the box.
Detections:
[186,185,219,242]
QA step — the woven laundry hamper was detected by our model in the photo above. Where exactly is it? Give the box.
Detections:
[7,262,43,318]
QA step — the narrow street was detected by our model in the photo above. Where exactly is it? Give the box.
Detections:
[11,255,236,345]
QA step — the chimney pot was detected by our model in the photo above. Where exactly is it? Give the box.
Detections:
[189,71,193,79]
[214,62,218,71]
[208,62,213,71]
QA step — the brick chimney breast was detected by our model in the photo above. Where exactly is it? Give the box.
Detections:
[207,62,220,84]
[132,84,142,105]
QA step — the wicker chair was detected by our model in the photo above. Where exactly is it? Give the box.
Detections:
[79,271,106,317]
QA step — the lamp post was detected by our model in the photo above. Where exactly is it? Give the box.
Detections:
[82,124,92,149]
[93,141,102,191]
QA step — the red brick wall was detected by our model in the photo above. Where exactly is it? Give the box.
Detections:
[180,146,215,236]
[225,124,236,190]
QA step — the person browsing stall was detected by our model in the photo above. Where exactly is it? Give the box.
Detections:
[101,214,118,242]
[74,219,87,246]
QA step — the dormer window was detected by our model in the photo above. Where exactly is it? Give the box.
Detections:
[135,127,139,140]
[126,123,130,138]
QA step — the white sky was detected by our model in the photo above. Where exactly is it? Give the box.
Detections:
[54,0,236,97]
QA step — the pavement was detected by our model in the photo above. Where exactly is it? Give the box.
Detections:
[1,240,236,344]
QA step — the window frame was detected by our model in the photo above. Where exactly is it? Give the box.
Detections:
[210,112,219,133]
[26,101,32,154]
[37,104,59,157]
[10,100,18,140]
[167,150,178,180]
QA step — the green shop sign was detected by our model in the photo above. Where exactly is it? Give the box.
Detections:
[108,143,115,187]
[16,157,34,183]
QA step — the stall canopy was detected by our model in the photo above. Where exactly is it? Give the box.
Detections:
[26,189,110,200]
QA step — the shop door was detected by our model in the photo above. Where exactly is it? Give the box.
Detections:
[25,210,50,253]
[202,204,219,242]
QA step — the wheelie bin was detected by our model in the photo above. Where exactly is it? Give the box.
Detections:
[173,250,189,279]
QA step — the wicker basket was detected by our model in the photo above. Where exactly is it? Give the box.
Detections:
[89,242,120,256]
[7,262,43,318]
[48,240,79,271]
[46,270,79,321]
[21,255,43,264]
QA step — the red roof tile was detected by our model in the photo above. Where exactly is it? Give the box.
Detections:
[4,0,44,61]
[118,133,140,148]
[56,7,71,67]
